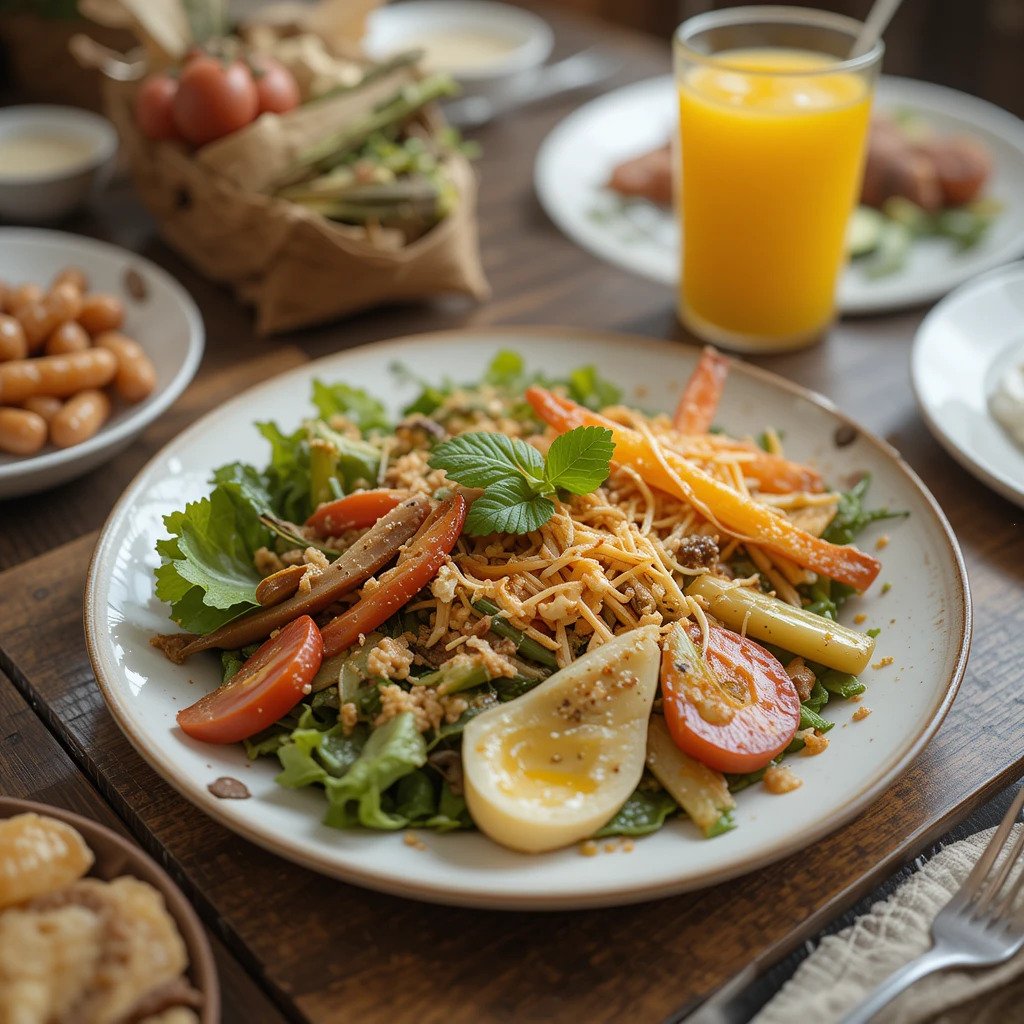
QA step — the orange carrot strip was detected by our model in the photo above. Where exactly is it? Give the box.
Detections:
[526,387,880,591]
[673,347,731,433]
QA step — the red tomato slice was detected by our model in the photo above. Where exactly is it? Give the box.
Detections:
[305,490,405,537]
[661,622,800,774]
[177,615,323,744]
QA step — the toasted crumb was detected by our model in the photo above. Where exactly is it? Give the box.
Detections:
[403,833,427,851]
[763,765,802,794]
[799,729,830,757]
[875,534,890,550]
[603,840,619,854]
[853,613,867,625]
[579,840,599,857]
[621,839,635,853]
[872,656,894,670]
[852,706,873,721]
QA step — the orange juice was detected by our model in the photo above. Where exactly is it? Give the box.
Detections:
[678,48,873,348]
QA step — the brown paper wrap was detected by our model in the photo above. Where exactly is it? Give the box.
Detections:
[83,3,489,334]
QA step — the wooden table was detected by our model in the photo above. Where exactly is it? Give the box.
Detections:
[1,6,1022,1023]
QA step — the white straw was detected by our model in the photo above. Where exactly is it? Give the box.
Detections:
[849,0,905,58]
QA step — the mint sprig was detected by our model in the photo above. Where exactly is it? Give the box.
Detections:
[428,426,614,536]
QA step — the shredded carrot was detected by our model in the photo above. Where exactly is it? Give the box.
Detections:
[526,387,880,591]
[673,347,731,433]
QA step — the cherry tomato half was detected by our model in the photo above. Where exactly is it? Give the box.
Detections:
[661,622,801,774]
[172,56,258,146]
[177,615,323,744]
[135,74,180,141]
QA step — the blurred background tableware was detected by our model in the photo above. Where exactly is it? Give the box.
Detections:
[0,796,220,1023]
[443,47,620,131]
[0,105,117,222]
[365,0,554,103]
[0,228,203,499]
[912,259,1024,511]
[672,6,883,352]
[536,74,1024,317]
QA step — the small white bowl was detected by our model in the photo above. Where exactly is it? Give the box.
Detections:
[0,228,204,500]
[0,106,118,223]
[365,0,554,102]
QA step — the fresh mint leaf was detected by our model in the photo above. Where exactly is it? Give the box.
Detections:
[545,426,614,495]
[465,476,554,537]
[429,432,545,489]
[311,379,392,435]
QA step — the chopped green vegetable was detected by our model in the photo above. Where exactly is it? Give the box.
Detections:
[594,786,678,838]
[471,599,558,668]
[822,474,908,546]
[322,713,427,830]
[819,669,867,700]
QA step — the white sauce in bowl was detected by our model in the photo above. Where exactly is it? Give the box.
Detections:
[0,131,97,179]
[989,358,1024,449]
[395,29,521,74]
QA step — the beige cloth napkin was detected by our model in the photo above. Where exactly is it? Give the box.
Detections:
[754,824,1024,1024]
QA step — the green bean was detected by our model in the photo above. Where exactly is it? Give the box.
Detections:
[819,669,866,699]
[799,704,834,733]
[471,599,558,668]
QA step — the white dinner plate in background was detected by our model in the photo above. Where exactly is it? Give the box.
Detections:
[86,328,969,909]
[912,261,1024,509]
[535,76,1024,315]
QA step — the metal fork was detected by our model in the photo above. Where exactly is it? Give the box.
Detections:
[840,785,1024,1024]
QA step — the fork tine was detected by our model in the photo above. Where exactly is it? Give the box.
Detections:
[959,787,1024,911]
[975,796,1024,913]
[990,823,1024,922]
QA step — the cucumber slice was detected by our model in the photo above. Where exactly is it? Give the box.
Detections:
[847,206,884,257]
[863,220,913,279]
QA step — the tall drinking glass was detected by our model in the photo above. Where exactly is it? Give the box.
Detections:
[675,7,883,352]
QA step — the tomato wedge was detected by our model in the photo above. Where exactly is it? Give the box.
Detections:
[305,490,406,537]
[177,615,323,744]
[320,493,467,658]
[660,621,800,774]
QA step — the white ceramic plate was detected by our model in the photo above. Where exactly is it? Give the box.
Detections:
[86,328,970,910]
[535,76,1024,315]
[0,229,204,499]
[912,261,1024,509]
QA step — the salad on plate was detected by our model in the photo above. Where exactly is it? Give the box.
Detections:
[151,350,902,854]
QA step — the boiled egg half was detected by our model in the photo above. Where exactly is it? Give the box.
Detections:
[462,625,661,853]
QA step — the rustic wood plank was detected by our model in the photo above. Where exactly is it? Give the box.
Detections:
[0,533,1019,1023]
[0,669,290,1024]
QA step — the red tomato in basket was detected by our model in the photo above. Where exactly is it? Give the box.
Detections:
[135,73,180,141]
[250,55,300,115]
[172,56,259,146]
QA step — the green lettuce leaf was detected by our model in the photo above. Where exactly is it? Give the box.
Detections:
[256,421,312,523]
[153,487,269,633]
[594,786,678,838]
[322,713,427,830]
[311,379,392,435]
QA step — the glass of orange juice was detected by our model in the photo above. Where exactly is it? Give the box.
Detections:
[675,7,883,352]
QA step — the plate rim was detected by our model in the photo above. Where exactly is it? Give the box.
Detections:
[911,259,1024,509]
[534,73,1024,316]
[84,326,973,909]
[0,227,205,490]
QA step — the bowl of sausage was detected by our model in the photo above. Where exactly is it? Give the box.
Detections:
[0,228,204,499]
